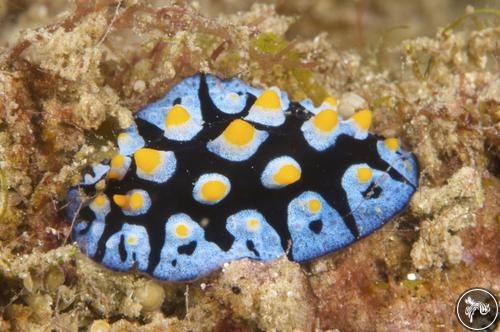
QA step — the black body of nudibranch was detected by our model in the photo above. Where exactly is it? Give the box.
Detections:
[66,74,419,281]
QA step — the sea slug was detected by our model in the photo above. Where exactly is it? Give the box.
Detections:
[66,73,419,281]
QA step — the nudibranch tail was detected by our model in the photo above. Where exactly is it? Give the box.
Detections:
[67,73,418,281]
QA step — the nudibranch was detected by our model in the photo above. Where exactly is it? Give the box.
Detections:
[66,74,418,281]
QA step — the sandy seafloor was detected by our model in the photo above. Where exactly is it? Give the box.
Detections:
[0,1,498,331]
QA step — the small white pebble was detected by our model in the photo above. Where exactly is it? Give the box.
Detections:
[312,260,328,274]
[45,227,58,235]
[8,101,19,110]
[134,281,165,312]
[133,80,146,93]
[200,283,206,291]
[36,5,48,17]
[407,273,417,281]
[90,319,110,332]
[338,92,367,119]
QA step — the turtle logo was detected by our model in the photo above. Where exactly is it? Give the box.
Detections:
[465,296,491,323]
[456,288,498,331]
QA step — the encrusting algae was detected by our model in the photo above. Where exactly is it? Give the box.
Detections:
[0,1,499,331]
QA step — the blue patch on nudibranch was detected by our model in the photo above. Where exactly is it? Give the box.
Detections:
[67,73,419,282]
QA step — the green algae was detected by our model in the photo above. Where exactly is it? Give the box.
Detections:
[401,279,427,291]
[251,32,289,55]
[442,7,500,35]
[291,68,327,106]
[195,33,222,56]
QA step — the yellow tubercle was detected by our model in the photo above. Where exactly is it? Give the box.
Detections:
[357,167,373,183]
[404,160,412,172]
[165,105,190,127]
[313,109,338,132]
[127,236,138,245]
[273,164,301,185]
[108,171,120,180]
[201,180,227,202]
[227,92,240,103]
[117,133,129,141]
[134,148,161,174]
[384,138,399,151]
[308,199,321,213]
[129,192,144,209]
[175,224,190,238]
[254,88,281,110]
[111,155,125,168]
[94,194,107,207]
[247,218,260,231]
[113,194,129,208]
[223,119,255,146]
[323,96,337,107]
[351,109,372,131]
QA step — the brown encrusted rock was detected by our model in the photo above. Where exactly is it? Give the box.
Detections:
[22,12,106,82]
[211,258,317,331]
[410,166,484,269]
[309,230,407,331]
[0,71,38,239]
[0,0,6,20]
